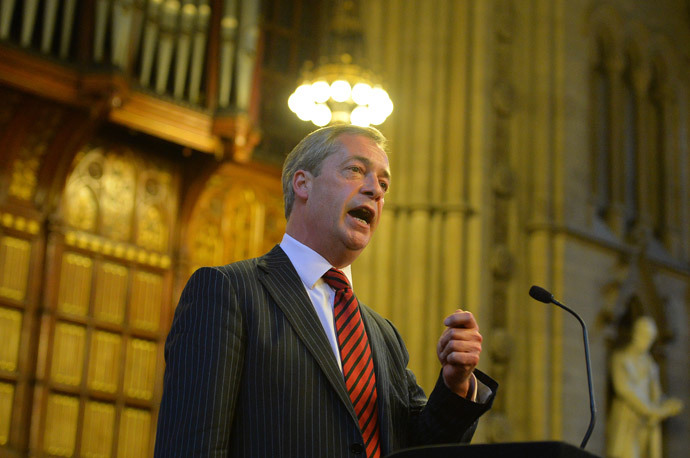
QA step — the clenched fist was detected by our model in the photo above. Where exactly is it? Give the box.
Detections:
[437,309,483,398]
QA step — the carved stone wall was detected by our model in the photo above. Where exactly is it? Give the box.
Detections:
[355,1,689,456]
[354,0,485,399]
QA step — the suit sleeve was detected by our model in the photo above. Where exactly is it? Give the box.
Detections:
[408,369,497,444]
[154,267,245,457]
[391,323,498,446]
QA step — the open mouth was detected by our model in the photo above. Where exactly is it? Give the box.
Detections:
[348,207,374,225]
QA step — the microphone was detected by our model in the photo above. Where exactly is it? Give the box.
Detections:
[528,285,596,449]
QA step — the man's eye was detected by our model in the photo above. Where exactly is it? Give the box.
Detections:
[348,166,363,173]
[379,181,389,191]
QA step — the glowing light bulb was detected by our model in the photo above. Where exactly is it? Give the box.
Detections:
[295,83,313,101]
[296,104,314,121]
[352,83,372,105]
[288,93,299,113]
[288,83,316,120]
[330,80,351,102]
[311,81,330,103]
[311,103,332,126]
[369,87,393,125]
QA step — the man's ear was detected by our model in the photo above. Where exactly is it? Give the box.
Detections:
[293,170,312,200]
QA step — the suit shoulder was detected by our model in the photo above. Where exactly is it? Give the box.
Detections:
[360,304,398,334]
[180,260,260,296]
[201,245,285,281]
[212,257,261,278]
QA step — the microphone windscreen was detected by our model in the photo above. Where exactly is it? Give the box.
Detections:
[529,285,554,303]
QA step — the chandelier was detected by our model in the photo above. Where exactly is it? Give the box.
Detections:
[287,0,393,127]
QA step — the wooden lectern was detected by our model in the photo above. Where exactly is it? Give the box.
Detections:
[386,441,601,458]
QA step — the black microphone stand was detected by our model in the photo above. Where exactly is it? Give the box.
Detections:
[529,286,596,449]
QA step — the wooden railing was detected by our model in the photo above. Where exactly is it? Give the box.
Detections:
[0,0,263,161]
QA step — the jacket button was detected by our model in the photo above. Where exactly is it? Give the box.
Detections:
[349,443,364,454]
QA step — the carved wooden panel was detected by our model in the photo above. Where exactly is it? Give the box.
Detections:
[124,339,157,401]
[186,163,285,276]
[93,262,128,324]
[0,308,21,373]
[130,271,162,332]
[117,408,151,458]
[7,106,63,201]
[0,235,31,301]
[43,394,79,456]
[82,401,115,457]
[0,213,42,451]
[2,117,284,455]
[103,159,136,240]
[87,331,122,394]
[0,382,13,445]
[31,137,179,456]
[57,253,93,316]
[51,323,86,386]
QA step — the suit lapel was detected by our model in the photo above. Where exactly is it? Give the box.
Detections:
[257,245,358,424]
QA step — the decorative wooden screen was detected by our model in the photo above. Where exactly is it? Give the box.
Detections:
[0,89,61,453]
[0,223,39,449]
[185,162,286,280]
[32,142,178,457]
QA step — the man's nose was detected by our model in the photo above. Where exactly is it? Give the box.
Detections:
[362,174,385,200]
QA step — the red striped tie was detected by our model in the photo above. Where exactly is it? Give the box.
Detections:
[323,268,381,458]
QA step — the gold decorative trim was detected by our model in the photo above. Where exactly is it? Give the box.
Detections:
[0,212,41,235]
[64,230,171,269]
[8,107,62,202]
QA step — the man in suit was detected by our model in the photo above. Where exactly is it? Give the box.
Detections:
[154,124,497,457]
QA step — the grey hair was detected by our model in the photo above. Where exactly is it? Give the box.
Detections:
[281,124,388,219]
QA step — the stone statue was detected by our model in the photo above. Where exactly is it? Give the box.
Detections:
[606,316,683,458]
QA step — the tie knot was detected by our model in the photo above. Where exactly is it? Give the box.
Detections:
[322,268,352,292]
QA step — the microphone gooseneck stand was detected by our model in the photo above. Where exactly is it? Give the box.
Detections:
[529,285,596,449]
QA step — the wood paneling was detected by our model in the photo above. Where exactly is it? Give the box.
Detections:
[0,4,293,456]
[184,161,285,278]
[123,339,157,401]
[130,272,163,332]
[87,332,122,394]
[93,263,128,325]
[56,254,93,317]
[0,308,21,373]
[82,401,115,458]
[117,408,150,458]
[50,323,86,386]
[43,394,79,456]
[29,138,181,456]
[0,383,13,445]
[0,237,31,302]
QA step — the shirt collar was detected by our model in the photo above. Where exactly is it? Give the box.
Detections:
[280,233,353,289]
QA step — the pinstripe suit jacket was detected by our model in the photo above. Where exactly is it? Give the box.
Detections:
[154,245,497,457]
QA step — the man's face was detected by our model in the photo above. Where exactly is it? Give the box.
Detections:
[301,134,390,264]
